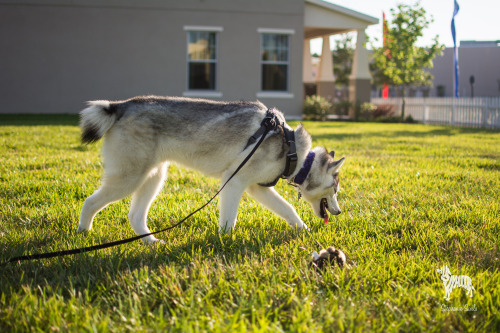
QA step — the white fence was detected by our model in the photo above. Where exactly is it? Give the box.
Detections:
[371,97,500,129]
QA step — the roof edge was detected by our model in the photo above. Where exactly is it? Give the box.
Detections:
[305,0,379,24]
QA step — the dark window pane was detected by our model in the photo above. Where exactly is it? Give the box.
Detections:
[261,33,289,91]
[262,64,287,91]
[189,63,216,90]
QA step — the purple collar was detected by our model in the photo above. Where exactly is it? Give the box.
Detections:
[293,151,315,185]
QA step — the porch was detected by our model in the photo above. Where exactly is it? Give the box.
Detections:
[303,0,378,117]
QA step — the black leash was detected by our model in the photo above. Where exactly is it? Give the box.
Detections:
[0,111,278,267]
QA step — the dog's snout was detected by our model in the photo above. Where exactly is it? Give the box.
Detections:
[333,210,341,215]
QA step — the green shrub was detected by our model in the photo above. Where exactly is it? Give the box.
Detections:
[303,95,332,121]
[372,103,396,118]
[333,99,353,116]
[361,102,377,113]
[359,103,409,122]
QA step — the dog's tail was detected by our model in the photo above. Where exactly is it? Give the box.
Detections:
[79,100,118,144]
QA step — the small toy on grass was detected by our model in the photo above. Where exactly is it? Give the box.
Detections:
[310,246,346,270]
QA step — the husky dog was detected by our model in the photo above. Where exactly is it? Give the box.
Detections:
[78,96,345,243]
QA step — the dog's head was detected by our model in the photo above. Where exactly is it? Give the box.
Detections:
[299,147,345,223]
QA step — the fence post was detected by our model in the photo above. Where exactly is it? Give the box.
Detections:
[423,98,428,124]
[482,98,489,128]
[451,99,456,126]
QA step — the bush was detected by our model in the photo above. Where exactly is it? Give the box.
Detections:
[358,103,396,121]
[372,114,418,123]
[404,114,417,123]
[357,103,417,123]
[358,102,376,119]
[372,104,396,118]
[333,99,353,116]
[361,102,377,113]
[303,95,332,121]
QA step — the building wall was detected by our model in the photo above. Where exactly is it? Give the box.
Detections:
[0,0,305,116]
[429,46,500,98]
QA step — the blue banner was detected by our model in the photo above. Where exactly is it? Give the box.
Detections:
[451,0,460,98]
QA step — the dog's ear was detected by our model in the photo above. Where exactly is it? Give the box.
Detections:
[295,123,311,141]
[328,157,345,174]
[328,150,335,159]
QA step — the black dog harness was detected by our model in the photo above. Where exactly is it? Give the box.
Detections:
[243,109,298,187]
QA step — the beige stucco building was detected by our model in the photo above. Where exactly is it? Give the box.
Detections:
[0,0,377,118]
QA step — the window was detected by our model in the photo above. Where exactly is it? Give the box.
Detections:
[260,33,290,92]
[185,28,221,93]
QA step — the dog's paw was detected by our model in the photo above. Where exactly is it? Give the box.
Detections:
[76,226,89,234]
[141,236,165,245]
[310,246,346,270]
[290,222,308,233]
[218,225,234,235]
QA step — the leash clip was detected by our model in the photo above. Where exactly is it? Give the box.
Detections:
[262,107,279,130]
[262,114,277,130]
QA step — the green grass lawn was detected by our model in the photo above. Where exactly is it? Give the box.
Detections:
[1,115,499,332]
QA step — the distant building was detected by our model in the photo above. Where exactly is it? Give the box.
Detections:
[372,40,500,98]
[0,0,377,117]
[429,41,500,97]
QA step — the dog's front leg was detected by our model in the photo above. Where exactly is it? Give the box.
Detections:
[218,177,246,234]
[246,184,308,231]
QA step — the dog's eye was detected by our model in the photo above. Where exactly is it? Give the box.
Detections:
[324,173,339,191]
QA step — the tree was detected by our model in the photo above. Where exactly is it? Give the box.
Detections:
[371,2,444,118]
[332,34,354,88]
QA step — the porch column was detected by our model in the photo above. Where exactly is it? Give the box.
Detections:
[316,35,335,99]
[303,39,315,83]
[348,29,372,118]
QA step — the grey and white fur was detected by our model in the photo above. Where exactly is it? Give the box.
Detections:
[78,96,345,243]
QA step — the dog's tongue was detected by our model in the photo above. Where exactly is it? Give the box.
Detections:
[321,199,329,223]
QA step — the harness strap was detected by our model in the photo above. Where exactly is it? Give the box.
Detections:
[259,126,298,187]
[258,125,299,187]
[243,109,278,151]
[282,127,298,178]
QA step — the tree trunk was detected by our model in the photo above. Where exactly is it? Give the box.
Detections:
[401,86,406,120]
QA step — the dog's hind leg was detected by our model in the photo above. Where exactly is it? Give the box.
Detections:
[128,163,168,244]
[77,170,147,234]
[246,184,308,231]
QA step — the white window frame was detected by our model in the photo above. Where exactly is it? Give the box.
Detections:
[257,28,295,99]
[183,26,223,98]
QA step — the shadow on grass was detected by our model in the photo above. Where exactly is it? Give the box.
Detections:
[0,227,302,297]
[0,114,79,126]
